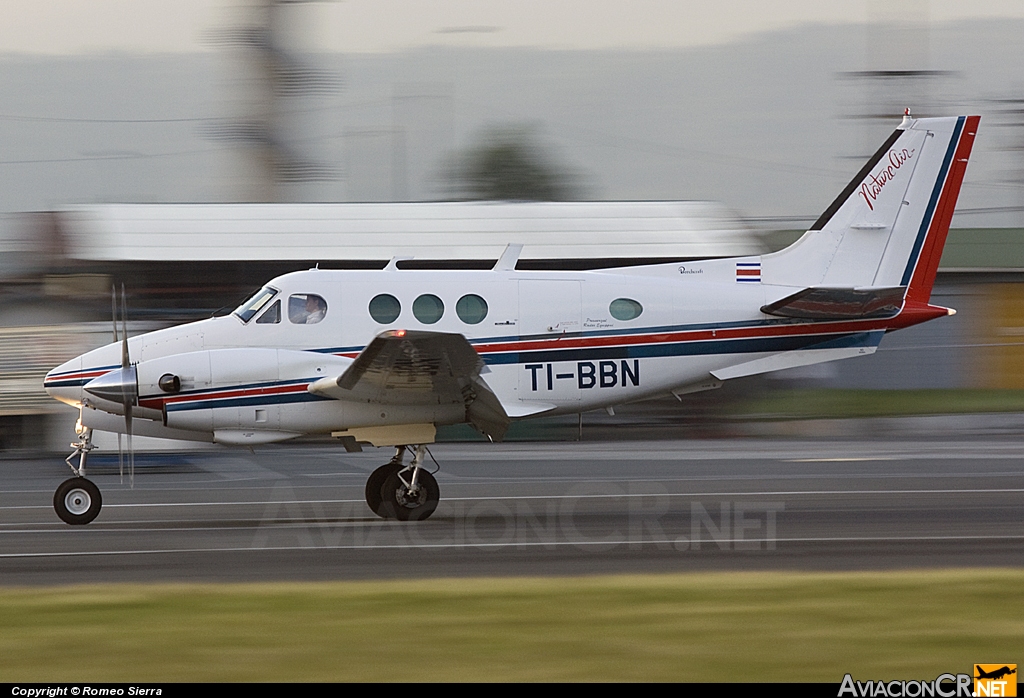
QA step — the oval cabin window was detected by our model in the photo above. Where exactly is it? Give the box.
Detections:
[609,298,643,321]
[413,294,445,324]
[368,294,401,324]
[456,294,488,324]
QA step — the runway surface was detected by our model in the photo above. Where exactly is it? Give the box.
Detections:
[2,439,1023,584]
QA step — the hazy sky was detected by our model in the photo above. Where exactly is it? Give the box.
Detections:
[4,0,1024,54]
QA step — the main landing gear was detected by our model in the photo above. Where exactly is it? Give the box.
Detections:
[364,444,439,521]
[55,425,103,525]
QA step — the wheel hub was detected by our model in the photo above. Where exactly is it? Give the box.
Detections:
[64,488,92,515]
[377,468,439,521]
[397,483,426,508]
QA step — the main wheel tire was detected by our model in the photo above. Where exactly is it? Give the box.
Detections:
[379,470,439,521]
[365,463,402,516]
[54,477,102,525]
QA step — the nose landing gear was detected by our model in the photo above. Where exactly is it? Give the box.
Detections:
[55,423,103,525]
[54,477,102,525]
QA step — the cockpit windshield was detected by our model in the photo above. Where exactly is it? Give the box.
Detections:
[233,286,279,323]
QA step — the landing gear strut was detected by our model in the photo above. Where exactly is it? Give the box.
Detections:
[55,424,103,525]
[364,444,440,521]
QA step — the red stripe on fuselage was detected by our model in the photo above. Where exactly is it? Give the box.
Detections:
[44,369,110,384]
[470,316,894,357]
[138,381,310,410]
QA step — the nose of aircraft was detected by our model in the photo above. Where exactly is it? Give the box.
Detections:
[43,356,86,406]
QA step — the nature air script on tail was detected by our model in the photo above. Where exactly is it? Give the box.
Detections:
[43,113,979,525]
[858,144,915,211]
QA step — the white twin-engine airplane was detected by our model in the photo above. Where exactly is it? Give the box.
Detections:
[44,113,979,525]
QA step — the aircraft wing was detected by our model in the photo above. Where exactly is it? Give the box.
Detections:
[761,286,906,320]
[308,329,511,440]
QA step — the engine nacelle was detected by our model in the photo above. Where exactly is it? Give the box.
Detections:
[133,348,352,434]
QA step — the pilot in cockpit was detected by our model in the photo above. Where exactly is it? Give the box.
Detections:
[304,295,326,324]
[288,293,327,324]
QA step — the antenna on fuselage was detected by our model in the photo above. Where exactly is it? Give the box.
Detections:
[384,256,413,271]
[111,286,119,344]
[494,244,523,271]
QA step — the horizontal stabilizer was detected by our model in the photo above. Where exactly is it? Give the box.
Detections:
[761,286,905,320]
[712,331,883,380]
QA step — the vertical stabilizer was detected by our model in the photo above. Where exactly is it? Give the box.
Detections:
[762,115,979,304]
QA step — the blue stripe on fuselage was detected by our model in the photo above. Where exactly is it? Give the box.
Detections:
[164,390,330,412]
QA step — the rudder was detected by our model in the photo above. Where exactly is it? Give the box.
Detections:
[901,115,980,302]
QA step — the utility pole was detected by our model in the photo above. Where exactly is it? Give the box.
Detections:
[205,0,338,202]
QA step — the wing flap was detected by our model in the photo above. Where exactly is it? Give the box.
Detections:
[309,330,512,441]
[321,330,481,405]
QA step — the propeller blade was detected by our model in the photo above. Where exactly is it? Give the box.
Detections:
[117,432,123,485]
[121,284,134,488]
[111,285,119,344]
[120,284,130,369]
[125,402,134,489]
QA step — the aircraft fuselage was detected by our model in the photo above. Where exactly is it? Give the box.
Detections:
[45,258,915,445]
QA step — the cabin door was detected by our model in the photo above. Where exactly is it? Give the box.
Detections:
[517,280,582,404]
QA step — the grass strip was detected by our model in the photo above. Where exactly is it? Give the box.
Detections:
[732,388,1024,420]
[1,569,1021,682]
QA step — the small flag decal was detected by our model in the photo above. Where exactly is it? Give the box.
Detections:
[736,261,761,283]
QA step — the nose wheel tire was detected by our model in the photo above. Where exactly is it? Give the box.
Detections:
[54,477,102,525]
[379,470,439,521]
